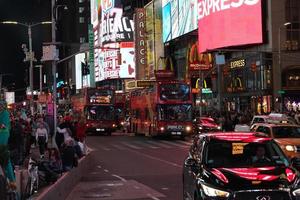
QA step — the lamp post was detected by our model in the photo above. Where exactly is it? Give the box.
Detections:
[1,21,51,113]
[51,0,67,148]
[1,21,51,94]
[278,22,291,113]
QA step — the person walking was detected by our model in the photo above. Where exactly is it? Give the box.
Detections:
[35,122,49,158]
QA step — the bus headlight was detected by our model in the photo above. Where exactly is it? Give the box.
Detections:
[185,126,192,132]
[217,126,221,130]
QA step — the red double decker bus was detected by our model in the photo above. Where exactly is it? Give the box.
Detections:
[71,87,117,135]
[129,79,193,138]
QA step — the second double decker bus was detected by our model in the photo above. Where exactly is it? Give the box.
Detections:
[71,87,117,135]
[130,77,193,138]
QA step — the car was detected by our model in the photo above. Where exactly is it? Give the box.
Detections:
[251,123,300,159]
[183,132,300,200]
[234,124,250,132]
[250,113,297,126]
[193,117,221,134]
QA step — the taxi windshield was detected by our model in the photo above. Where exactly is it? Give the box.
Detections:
[273,126,300,138]
[205,140,289,168]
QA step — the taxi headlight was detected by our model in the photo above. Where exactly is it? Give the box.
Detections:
[201,184,230,197]
[121,121,124,125]
[112,124,116,128]
[292,188,300,196]
[186,126,192,132]
[160,127,165,131]
[285,145,296,152]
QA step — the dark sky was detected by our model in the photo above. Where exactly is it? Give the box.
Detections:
[0,0,51,98]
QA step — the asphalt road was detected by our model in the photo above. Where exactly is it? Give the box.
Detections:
[66,133,191,200]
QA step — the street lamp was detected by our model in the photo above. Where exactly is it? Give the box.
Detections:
[1,20,51,114]
[1,21,51,94]
[278,22,291,113]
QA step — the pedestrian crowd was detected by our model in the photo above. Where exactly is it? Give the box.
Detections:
[0,99,88,198]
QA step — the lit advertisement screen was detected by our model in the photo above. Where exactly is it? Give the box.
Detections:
[75,53,85,90]
[162,0,198,42]
[94,7,135,81]
[198,0,263,53]
[97,42,135,81]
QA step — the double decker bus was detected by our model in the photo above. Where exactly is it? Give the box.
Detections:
[71,87,117,135]
[130,79,193,138]
[114,92,128,129]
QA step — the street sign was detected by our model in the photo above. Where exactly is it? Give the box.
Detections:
[278,90,285,94]
[41,45,59,61]
[215,54,225,65]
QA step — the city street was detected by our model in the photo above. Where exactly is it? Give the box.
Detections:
[66,134,192,200]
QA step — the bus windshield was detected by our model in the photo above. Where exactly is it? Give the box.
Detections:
[159,83,190,101]
[158,104,192,121]
[85,105,115,120]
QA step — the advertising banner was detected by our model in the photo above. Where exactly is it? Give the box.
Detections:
[101,8,134,45]
[198,0,263,53]
[134,8,147,80]
[162,0,198,42]
[97,42,135,81]
[188,43,213,71]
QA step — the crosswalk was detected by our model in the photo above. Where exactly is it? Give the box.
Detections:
[97,140,192,151]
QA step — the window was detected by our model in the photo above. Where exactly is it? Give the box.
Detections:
[79,17,85,23]
[256,126,271,136]
[79,0,85,3]
[79,7,85,13]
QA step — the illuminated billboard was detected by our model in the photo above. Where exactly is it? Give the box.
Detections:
[162,0,198,42]
[93,6,135,82]
[75,53,90,89]
[198,0,263,53]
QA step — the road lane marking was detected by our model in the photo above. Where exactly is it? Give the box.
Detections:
[104,169,109,173]
[134,141,160,149]
[111,144,127,150]
[160,140,187,148]
[97,165,102,169]
[125,148,182,169]
[99,146,111,151]
[161,187,169,190]
[147,193,161,200]
[112,174,127,182]
[121,142,142,149]
[148,141,172,148]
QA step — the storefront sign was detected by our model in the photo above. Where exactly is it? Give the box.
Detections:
[198,0,262,53]
[136,80,156,88]
[230,59,246,69]
[134,8,147,79]
[188,43,213,71]
[155,70,175,79]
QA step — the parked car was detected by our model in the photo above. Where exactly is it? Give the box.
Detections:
[251,123,300,159]
[183,132,300,200]
[193,117,221,134]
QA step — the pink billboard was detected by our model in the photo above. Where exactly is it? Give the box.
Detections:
[198,0,263,53]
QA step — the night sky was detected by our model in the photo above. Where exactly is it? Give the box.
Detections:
[0,0,51,99]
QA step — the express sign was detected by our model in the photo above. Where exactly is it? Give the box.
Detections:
[198,0,262,53]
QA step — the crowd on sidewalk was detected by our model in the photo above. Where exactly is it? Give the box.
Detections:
[0,99,88,198]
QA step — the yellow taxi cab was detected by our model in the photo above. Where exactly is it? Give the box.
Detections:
[251,122,300,159]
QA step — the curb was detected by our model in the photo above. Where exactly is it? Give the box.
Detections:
[34,151,95,200]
